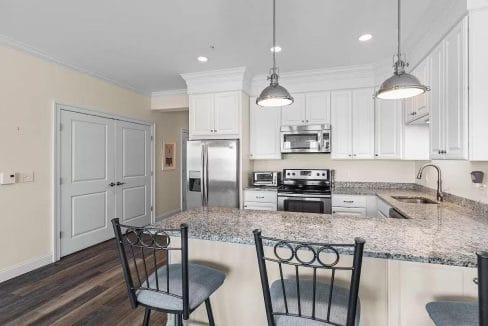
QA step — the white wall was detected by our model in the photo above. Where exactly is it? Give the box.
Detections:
[0,45,167,274]
[415,160,488,203]
[253,155,416,183]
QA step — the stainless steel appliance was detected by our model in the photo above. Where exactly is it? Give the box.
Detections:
[281,124,331,153]
[252,171,281,187]
[186,140,239,209]
[278,169,332,214]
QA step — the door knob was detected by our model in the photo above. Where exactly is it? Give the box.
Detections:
[109,182,116,187]
[116,181,126,186]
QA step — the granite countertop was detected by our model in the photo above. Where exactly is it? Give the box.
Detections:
[155,187,488,268]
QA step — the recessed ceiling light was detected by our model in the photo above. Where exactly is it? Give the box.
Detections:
[197,56,208,62]
[270,46,282,53]
[358,34,373,42]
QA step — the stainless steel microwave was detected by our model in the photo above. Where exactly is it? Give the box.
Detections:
[281,124,331,153]
[252,171,281,186]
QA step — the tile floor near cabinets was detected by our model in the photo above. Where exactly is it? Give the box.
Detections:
[0,239,167,325]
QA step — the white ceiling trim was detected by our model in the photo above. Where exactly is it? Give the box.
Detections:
[151,89,188,97]
[0,33,148,96]
[180,66,252,95]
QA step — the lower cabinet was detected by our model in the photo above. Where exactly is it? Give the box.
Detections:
[243,189,277,211]
[332,194,377,217]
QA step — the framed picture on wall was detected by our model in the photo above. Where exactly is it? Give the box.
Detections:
[162,141,176,170]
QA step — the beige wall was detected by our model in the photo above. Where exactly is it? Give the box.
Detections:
[154,111,189,218]
[415,160,488,203]
[0,45,166,271]
[253,155,417,183]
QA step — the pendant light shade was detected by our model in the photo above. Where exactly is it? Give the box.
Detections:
[256,0,293,107]
[375,0,430,100]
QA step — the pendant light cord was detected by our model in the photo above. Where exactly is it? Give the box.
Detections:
[397,0,401,57]
[272,0,276,71]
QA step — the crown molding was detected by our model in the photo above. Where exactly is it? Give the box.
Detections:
[0,33,148,96]
[250,64,376,96]
[151,89,188,97]
[468,0,488,10]
[180,66,251,95]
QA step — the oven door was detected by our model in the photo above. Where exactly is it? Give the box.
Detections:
[281,131,322,153]
[278,194,332,214]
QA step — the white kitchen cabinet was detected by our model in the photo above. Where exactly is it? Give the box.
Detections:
[405,57,431,124]
[305,92,331,124]
[429,18,468,160]
[249,97,281,160]
[281,94,306,125]
[352,89,375,159]
[332,194,376,217]
[243,189,277,211]
[331,88,374,159]
[189,94,214,137]
[375,99,403,159]
[189,91,241,139]
[331,91,353,159]
[214,92,240,136]
[281,92,330,126]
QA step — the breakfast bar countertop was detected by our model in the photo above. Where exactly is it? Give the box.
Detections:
[154,189,488,268]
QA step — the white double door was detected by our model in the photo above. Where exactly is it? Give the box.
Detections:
[60,109,152,256]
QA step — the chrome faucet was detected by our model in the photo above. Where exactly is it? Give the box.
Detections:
[416,164,444,202]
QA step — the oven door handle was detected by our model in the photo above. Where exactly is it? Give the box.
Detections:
[278,193,331,199]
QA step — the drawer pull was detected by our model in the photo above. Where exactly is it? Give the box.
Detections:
[343,200,354,203]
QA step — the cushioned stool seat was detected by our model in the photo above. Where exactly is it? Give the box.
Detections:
[136,263,225,311]
[426,301,479,326]
[270,279,360,326]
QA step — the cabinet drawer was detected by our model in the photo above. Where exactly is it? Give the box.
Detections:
[332,207,367,217]
[243,202,277,211]
[332,195,366,208]
[244,190,277,203]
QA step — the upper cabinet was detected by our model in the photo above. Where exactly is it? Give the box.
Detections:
[249,97,281,160]
[375,99,403,159]
[189,91,242,139]
[331,88,375,159]
[429,18,468,160]
[281,92,330,126]
[405,56,431,124]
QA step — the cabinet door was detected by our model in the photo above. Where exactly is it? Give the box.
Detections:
[444,19,468,159]
[331,91,353,159]
[305,92,330,124]
[404,97,416,124]
[375,99,403,159]
[352,88,375,159]
[429,43,445,159]
[189,94,214,137]
[281,93,306,125]
[249,97,282,160]
[214,92,240,137]
[415,57,431,117]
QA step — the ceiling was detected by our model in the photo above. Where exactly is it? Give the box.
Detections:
[0,0,455,94]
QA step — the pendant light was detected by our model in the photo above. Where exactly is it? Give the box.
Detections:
[256,0,294,107]
[375,0,430,100]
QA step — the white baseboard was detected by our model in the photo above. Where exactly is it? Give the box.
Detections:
[155,209,181,221]
[0,254,53,283]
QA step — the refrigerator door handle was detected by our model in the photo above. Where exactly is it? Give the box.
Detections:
[204,143,209,206]
[201,144,206,207]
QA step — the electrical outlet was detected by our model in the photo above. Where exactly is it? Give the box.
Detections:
[0,172,16,185]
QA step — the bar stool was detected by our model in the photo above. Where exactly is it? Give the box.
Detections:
[426,251,488,326]
[112,219,225,326]
[253,230,365,326]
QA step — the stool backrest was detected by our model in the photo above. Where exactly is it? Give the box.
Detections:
[111,218,189,318]
[478,251,488,326]
[253,230,365,326]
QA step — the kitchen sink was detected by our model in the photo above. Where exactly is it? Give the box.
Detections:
[391,196,438,204]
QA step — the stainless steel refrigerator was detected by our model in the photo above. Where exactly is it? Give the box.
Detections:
[185,139,239,209]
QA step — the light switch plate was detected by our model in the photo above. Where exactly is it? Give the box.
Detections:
[0,172,16,185]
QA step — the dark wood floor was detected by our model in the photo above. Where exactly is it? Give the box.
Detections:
[0,239,167,325]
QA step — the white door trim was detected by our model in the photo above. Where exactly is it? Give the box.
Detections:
[52,102,155,262]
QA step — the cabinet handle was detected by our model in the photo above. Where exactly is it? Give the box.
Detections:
[375,154,379,157]
[116,181,126,186]
[348,154,352,157]
[353,154,357,157]
[410,112,415,116]
[109,182,116,187]
[474,277,479,285]
[343,200,354,203]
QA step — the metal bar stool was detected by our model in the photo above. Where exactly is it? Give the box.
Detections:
[112,218,225,326]
[254,229,365,326]
[426,251,488,326]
